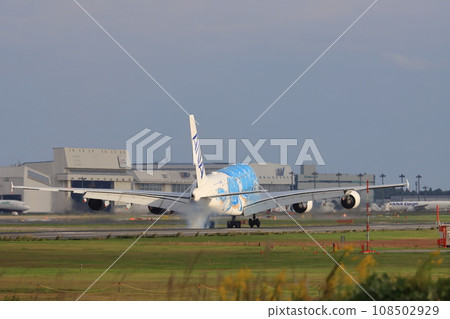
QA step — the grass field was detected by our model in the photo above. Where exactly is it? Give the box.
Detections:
[0,229,449,301]
[1,210,448,231]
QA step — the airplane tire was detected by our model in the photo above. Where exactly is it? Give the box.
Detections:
[227,220,242,228]
[249,219,254,228]
[256,219,261,228]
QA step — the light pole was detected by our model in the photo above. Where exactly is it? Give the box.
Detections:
[379,174,386,203]
[358,173,364,186]
[423,186,428,201]
[289,171,294,190]
[312,172,318,189]
[336,172,342,187]
[416,175,422,201]
[415,181,418,197]
[399,174,405,201]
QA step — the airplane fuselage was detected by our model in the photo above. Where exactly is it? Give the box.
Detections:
[388,201,450,212]
[0,200,30,213]
[192,164,259,216]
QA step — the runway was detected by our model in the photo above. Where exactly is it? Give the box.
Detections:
[0,223,437,240]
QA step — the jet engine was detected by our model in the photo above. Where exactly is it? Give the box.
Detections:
[148,206,166,215]
[340,191,361,209]
[292,201,313,213]
[87,198,103,211]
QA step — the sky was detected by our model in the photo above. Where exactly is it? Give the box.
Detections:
[1,0,449,190]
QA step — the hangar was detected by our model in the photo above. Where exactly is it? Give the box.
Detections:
[0,148,132,213]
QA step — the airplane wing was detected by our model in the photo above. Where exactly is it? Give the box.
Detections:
[12,181,407,216]
[241,183,407,216]
[11,183,192,212]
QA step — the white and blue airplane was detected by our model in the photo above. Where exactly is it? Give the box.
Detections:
[12,115,407,228]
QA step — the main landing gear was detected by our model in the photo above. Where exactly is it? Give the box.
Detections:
[226,215,261,228]
[226,216,241,228]
[248,214,261,228]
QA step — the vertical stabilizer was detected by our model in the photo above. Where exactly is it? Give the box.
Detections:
[190,115,207,187]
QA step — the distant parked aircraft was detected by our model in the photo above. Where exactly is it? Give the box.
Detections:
[0,200,30,215]
[387,201,450,212]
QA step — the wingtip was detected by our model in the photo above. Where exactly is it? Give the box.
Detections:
[10,181,14,194]
[405,179,410,191]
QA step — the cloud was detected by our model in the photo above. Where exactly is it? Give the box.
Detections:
[383,52,431,71]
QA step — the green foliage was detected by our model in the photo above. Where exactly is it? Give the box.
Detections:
[350,252,447,301]
[215,251,448,301]
[350,273,450,301]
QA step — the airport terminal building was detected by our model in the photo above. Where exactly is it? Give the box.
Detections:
[0,147,374,213]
